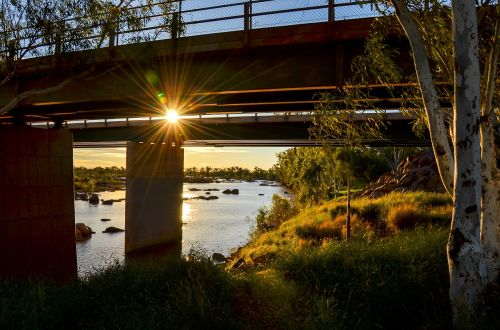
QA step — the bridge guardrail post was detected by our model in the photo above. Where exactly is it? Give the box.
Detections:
[172,12,180,39]
[328,0,335,22]
[244,1,252,46]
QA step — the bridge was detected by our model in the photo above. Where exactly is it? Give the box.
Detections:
[0,0,425,280]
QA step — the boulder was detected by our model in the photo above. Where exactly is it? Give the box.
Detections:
[103,226,125,233]
[75,229,84,242]
[75,192,89,201]
[358,151,447,198]
[88,194,99,205]
[189,188,201,191]
[194,195,219,200]
[416,166,432,179]
[102,199,114,205]
[231,258,245,270]
[75,223,94,241]
[211,253,226,263]
[222,189,232,194]
[230,189,239,195]
[101,218,112,222]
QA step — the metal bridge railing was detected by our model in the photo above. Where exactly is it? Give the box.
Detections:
[5,0,380,59]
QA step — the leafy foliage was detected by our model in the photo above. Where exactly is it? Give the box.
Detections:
[74,166,125,192]
[255,194,297,233]
[1,0,182,115]
[274,147,389,204]
[184,166,276,182]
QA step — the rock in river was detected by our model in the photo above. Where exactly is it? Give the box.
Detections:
[75,223,94,241]
[211,253,226,263]
[101,199,114,205]
[103,226,125,233]
[88,193,99,205]
[101,218,111,222]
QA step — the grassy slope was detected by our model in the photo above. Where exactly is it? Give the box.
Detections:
[1,192,498,329]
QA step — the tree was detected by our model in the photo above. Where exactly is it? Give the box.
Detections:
[310,87,386,239]
[0,0,181,117]
[349,0,498,323]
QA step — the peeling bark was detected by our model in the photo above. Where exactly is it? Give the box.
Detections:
[390,0,455,195]
[448,0,485,322]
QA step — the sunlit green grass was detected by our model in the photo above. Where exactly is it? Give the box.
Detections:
[2,192,498,329]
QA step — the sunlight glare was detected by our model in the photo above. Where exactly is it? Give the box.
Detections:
[165,109,179,123]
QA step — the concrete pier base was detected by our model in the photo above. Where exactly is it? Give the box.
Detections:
[125,142,184,255]
[0,126,76,281]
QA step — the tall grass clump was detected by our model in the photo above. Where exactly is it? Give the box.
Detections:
[277,228,451,329]
[255,194,297,233]
[387,204,424,231]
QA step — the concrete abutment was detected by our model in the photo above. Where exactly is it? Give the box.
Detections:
[0,126,76,281]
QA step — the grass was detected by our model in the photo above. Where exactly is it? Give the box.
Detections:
[278,228,451,329]
[1,192,498,329]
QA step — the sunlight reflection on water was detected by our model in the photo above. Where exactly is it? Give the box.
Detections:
[75,181,290,276]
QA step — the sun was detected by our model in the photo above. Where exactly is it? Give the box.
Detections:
[165,109,179,123]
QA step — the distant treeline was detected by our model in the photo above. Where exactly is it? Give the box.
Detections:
[74,166,277,191]
[184,166,276,182]
[74,166,126,192]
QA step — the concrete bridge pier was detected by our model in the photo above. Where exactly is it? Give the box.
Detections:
[125,142,184,257]
[0,126,76,281]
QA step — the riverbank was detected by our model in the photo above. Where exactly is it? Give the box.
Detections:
[3,192,497,328]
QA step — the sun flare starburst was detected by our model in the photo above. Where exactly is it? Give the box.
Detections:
[165,109,179,123]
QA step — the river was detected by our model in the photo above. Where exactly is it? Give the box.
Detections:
[75,181,289,275]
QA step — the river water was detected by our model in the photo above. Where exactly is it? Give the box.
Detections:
[75,181,288,275]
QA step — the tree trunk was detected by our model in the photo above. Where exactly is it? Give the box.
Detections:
[391,0,455,195]
[448,0,485,322]
[480,3,500,286]
[346,179,351,240]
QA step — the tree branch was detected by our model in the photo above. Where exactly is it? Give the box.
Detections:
[390,0,455,195]
[0,69,91,116]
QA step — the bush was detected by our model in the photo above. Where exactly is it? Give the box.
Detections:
[358,203,388,235]
[256,195,297,233]
[387,204,423,231]
[296,220,342,241]
[358,203,382,225]
[329,204,359,219]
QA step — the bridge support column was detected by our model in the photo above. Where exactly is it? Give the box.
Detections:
[0,126,76,281]
[125,142,183,255]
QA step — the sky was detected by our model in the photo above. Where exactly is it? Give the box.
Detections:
[73,147,288,169]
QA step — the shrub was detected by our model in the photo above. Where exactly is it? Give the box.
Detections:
[358,203,382,225]
[358,203,388,235]
[329,204,359,219]
[296,220,342,241]
[387,204,423,231]
[256,195,297,233]
[426,206,452,226]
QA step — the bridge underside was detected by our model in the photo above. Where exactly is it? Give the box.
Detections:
[70,115,429,147]
[0,19,423,124]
